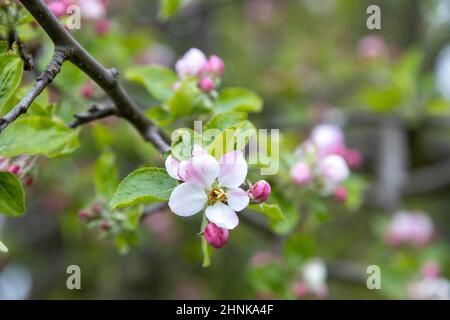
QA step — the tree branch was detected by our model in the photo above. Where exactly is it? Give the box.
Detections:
[0,47,67,132]
[14,0,170,153]
[69,104,118,128]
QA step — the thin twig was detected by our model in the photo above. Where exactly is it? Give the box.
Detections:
[69,104,118,128]
[13,30,33,70]
[0,47,67,132]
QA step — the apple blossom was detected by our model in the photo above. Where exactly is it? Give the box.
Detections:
[290,162,312,186]
[356,35,386,59]
[422,261,441,279]
[204,222,229,249]
[166,145,249,230]
[175,48,208,79]
[408,277,450,300]
[94,19,110,35]
[198,76,215,92]
[385,211,434,247]
[301,258,329,298]
[317,155,349,193]
[77,0,107,20]
[310,124,344,156]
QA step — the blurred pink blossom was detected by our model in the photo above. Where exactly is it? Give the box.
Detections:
[385,211,434,247]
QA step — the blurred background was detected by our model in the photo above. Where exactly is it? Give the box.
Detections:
[1,0,450,299]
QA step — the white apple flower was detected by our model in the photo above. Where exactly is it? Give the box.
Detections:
[310,124,344,156]
[175,48,208,79]
[77,0,107,20]
[165,145,249,230]
[317,154,349,194]
[386,211,434,247]
[302,258,328,298]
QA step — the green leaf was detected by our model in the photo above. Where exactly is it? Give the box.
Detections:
[204,111,247,131]
[216,87,263,113]
[146,105,174,127]
[0,172,25,217]
[109,167,178,210]
[167,79,202,117]
[249,203,284,223]
[0,53,23,111]
[125,65,177,102]
[0,116,79,157]
[159,0,183,19]
[0,241,8,253]
[94,150,119,199]
[206,120,256,159]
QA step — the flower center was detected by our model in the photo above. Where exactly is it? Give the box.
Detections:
[209,187,227,205]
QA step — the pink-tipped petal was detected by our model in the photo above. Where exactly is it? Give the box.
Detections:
[168,182,207,217]
[180,155,220,188]
[205,203,239,230]
[165,155,181,180]
[217,150,248,189]
[226,188,250,212]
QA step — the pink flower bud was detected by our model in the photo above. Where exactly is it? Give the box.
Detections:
[8,165,21,176]
[175,48,208,79]
[203,55,225,76]
[25,177,34,186]
[100,220,110,231]
[250,180,271,203]
[78,210,90,220]
[91,204,102,215]
[292,281,309,298]
[291,162,312,185]
[198,77,215,92]
[204,222,229,249]
[94,19,110,35]
[357,35,386,59]
[80,84,95,99]
[422,261,440,279]
[334,185,347,203]
[344,148,362,170]
[47,1,68,17]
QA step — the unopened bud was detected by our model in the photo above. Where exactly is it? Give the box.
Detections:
[204,222,229,249]
[292,281,309,298]
[95,19,110,35]
[8,165,21,176]
[78,210,90,220]
[25,177,34,186]
[198,77,215,92]
[250,180,271,203]
[334,185,347,203]
[203,55,225,76]
[100,220,110,231]
[80,84,95,99]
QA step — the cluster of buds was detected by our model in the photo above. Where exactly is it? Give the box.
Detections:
[44,0,110,35]
[407,261,450,300]
[0,156,35,186]
[385,210,435,247]
[292,258,329,299]
[78,202,112,232]
[290,124,362,203]
[174,48,225,93]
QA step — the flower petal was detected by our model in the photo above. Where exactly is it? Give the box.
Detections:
[165,155,181,180]
[168,182,207,217]
[226,188,249,212]
[217,150,248,188]
[192,144,207,157]
[205,202,239,230]
[179,155,220,188]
